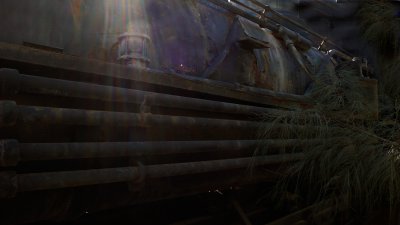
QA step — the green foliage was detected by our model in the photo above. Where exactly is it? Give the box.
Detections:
[256,2,400,221]
[257,63,400,223]
[358,0,400,56]
[381,58,400,101]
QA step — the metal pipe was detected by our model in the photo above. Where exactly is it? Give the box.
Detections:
[0,43,313,110]
[1,101,262,129]
[327,49,354,62]
[0,69,284,116]
[279,28,313,80]
[16,154,304,192]
[244,0,352,55]
[230,0,261,15]
[207,0,313,50]
[21,140,258,162]
[0,138,332,166]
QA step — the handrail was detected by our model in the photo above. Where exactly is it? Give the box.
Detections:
[209,0,354,59]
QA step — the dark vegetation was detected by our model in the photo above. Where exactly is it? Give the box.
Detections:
[258,0,400,224]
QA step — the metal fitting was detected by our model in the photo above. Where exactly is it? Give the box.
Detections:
[117,32,151,68]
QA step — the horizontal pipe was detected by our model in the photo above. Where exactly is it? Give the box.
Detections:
[1,101,261,129]
[21,140,258,161]
[0,44,312,110]
[16,154,304,192]
[0,139,332,166]
[0,69,284,116]
[3,101,333,135]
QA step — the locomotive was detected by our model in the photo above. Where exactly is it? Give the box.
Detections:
[0,0,377,224]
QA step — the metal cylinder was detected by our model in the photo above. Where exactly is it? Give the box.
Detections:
[20,140,258,161]
[279,27,313,79]
[11,102,261,129]
[0,43,313,109]
[17,154,304,192]
[1,101,336,139]
[1,101,333,138]
[117,33,151,68]
[207,0,313,50]
[0,69,284,116]
[0,138,344,166]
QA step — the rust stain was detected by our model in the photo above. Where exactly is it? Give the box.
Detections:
[70,0,83,29]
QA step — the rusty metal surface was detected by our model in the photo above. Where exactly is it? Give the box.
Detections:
[0,69,285,116]
[207,0,313,51]
[0,101,335,141]
[0,1,378,224]
[6,102,261,129]
[0,42,312,109]
[20,140,258,162]
[16,153,303,193]
[0,138,339,165]
[0,0,323,95]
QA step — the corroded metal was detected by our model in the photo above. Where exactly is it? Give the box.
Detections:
[0,69,285,116]
[12,102,261,129]
[17,154,304,193]
[207,0,313,51]
[0,42,313,109]
[0,101,335,136]
[0,138,335,165]
[20,140,258,161]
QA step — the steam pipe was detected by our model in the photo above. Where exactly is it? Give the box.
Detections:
[327,49,354,62]
[12,153,304,193]
[207,0,313,51]
[279,27,314,80]
[0,101,263,129]
[0,69,284,116]
[244,0,352,55]
[0,138,338,166]
[0,101,339,138]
